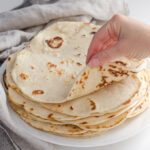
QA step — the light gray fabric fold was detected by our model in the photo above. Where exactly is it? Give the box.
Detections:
[0,0,128,31]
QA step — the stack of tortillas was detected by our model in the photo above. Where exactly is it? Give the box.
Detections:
[4,22,150,138]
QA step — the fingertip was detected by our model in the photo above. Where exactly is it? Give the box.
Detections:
[86,48,94,64]
[86,56,90,64]
[88,57,100,67]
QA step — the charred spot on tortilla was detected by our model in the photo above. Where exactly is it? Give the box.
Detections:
[30,66,35,70]
[109,65,117,68]
[32,90,44,95]
[48,113,53,118]
[50,125,54,128]
[95,115,100,118]
[73,116,78,118]
[92,27,97,30]
[115,61,127,66]
[75,53,81,57]
[82,72,86,77]
[88,98,96,110]
[90,31,96,34]
[30,108,34,111]
[84,76,88,80]
[68,129,79,133]
[99,66,103,71]
[81,34,86,37]
[64,124,69,127]
[47,62,57,68]
[96,126,100,129]
[85,126,91,129]
[76,62,82,66]
[57,104,61,107]
[122,99,131,105]
[108,69,129,77]
[60,61,64,64]
[57,69,65,76]
[132,74,137,78]
[70,106,74,110]
[79,79,83,84]
[82,84,85,89]
[73,126,77,129]
[76,81,79,84]
[20,104,24,108]
[108,115,115,118]
[8,57,11,61]
[71,74,75,80]
[19,73,29,80]
[80,121,87,124]
[46,36,63,49]
[47,62,57,72]
[96,75,108,88]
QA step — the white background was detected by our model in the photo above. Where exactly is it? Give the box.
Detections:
[0,0,150,150]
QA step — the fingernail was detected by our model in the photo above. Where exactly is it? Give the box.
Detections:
[88,57,100,67]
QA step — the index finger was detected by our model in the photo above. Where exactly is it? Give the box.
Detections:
[86,23,108,64]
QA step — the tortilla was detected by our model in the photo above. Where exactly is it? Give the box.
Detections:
[5,21,149,138]
[128,96,149,118]
[66,94,148,126]
[8,87,84,121]
[68,58,146,100]
[10,103,87,135]
[10,22,145,103]
[42,70,148,117]
[79,111,130,131]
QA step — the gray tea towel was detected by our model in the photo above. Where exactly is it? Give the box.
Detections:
[0,0,129,150]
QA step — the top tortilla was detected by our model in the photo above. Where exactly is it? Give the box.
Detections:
[10,22,146,103]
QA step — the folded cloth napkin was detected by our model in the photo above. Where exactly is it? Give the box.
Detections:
[0,0,129,150]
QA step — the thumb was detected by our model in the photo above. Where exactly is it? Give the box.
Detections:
[88,43,121,67]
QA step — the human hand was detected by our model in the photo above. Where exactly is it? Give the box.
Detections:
[86,14,150,67]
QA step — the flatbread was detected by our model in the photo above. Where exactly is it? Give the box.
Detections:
[5,21,149,138]
[10,103,87,135]
[6,53,17,88]
[8,87,84,121]
[8,61,148,125]
[79,111,130,131]
[10,22,145,103]
[66,93,148,126]
[128,97,149,118]
[6,53,83,121]
[68,58,146,100]
[42,70,148,117]
[10,103,106,137]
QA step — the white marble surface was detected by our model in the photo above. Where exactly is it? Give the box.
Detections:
[0,0,150,149]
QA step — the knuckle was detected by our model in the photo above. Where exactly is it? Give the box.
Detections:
[110,14,125,27]
[112,14,122,22]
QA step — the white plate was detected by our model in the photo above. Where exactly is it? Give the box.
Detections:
[1,60,150,148]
